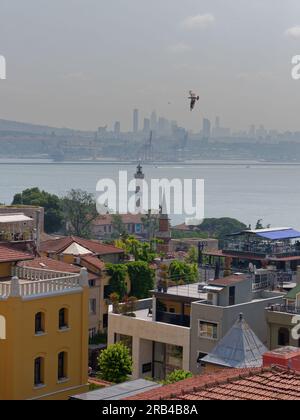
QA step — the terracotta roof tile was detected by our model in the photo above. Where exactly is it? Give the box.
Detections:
[93,214,145,226]
[18,256,80,273]
[126,367,300,401]
[40,236,124,256]
[0,244,33,263]
[208,274,246,287]
[80,255,106,271]
[18,256,98,281]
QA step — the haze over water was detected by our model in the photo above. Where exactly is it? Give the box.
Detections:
[1,160,300,229]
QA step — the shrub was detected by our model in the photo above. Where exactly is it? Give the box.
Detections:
[98,343,133,384]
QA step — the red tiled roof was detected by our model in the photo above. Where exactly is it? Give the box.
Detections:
[18,256,81,273]
[172,223,199,231]
[126,367,300,401]
[93,214,145,226]
[208,274,246,287]
[0,244,33,263]
[40,236,124,256]
[80,255,106,271]
[18,256,98,281]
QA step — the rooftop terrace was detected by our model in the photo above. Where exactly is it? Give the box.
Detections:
[0,266,88,300]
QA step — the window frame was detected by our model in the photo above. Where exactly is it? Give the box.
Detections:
[58,308,69,330]
[198,320,219,340]
[57,351,68,382]
[35,312,45,335]
[34,356,45,387]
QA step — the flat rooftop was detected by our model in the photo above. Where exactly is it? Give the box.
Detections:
[157,283,208,300]
[71,379,161,401]
[0,213,33,224]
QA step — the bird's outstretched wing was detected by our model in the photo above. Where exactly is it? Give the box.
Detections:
[190,98,196,111]
[189,91,199,111]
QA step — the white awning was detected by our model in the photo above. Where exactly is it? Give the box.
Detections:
[203,285,224,292]
[0,214,33,224]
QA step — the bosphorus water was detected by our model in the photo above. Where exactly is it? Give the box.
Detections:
[1,159,300,229]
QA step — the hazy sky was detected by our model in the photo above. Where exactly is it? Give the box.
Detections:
[1,0,300,132]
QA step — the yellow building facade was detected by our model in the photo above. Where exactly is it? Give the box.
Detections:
[0,267,89,400]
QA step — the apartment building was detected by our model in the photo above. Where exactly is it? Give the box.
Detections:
[0,267,89,400]
[204,227,300,284]
[92,214,148,240]
[17,255,111,336]
[266,278,300,349]
[108,272,284,380]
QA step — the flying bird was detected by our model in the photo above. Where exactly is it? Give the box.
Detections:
[189,90,200,111]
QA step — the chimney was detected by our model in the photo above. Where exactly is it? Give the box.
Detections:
[263,347,300,372]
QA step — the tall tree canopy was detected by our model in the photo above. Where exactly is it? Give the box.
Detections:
[12,187,64,234]
[62,189,98,238]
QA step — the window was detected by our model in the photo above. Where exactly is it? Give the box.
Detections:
[89,328,97,339]
[199,320,218,340]
[58,352,68,381]
[103,314,108,329]
[89,279,96,288]
[278,328,290,346]
[104,285,112,299]
[229,286,236,306]
[35,312,45,335]
[89,299,97,315]
[59,308,69,330]
[34,357,44,386]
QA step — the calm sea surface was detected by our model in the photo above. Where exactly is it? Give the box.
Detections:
[1,160,300,229]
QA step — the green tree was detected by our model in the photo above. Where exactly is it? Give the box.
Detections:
[121,295,138,317]
[184,246,198,264]
[98,343,133,383]
[169,260,198,284]
[255,219,271,230]
[198,218,247,246]
[115,236,157,262]
[62,189,98,238]
[12,187,63,234]
[126,261,155,299]
[163,370,193,385]
[106,264,128,300]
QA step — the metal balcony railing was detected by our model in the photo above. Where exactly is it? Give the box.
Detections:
[268,304,300,315]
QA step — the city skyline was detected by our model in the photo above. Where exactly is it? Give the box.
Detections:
[1,0,300,132]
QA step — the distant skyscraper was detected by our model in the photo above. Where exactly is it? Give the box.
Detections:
[158,117,170,136]
[133,109,139,133]
[150,111,157,131]
[143,118,150,133]
[114,121,121,134]
[215,116,220,129]
[249,125,256,138]
[203,118,211,140]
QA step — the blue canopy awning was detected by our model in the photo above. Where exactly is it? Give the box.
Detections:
[256,229,300,240]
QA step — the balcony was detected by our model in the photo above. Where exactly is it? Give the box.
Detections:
[156,311,190,327]
[0,266,87,300]
[268,304,300,316]
[0,231,34,243]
